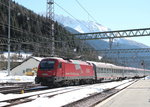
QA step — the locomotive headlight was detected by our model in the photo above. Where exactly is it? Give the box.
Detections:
[42,73,48,76]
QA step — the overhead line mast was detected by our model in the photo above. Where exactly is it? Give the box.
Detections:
[7,0,11,76]
[46,0,55,56]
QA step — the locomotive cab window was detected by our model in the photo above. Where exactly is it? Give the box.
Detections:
[58,62,62,68]
[39,60,55,70]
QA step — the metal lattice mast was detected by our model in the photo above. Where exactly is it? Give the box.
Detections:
[46,0,55,56]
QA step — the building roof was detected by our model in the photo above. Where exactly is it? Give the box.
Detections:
[11,56,44,70]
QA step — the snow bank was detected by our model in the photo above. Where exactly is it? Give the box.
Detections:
[0,70,35,83]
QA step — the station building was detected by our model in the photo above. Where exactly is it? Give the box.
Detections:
[11,57,43,76]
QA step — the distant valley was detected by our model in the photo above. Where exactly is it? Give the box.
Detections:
[55,14,150,69]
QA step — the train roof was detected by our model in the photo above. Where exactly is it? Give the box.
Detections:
[87,61,150,71]
[87,61,116,68]
[41,57,92,66]
[40,57,150,71]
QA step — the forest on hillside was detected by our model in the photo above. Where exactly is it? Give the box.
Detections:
[0,0,98,60]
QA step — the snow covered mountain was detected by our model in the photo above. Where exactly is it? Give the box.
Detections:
[55,14,110,33]
[55,14,149,50]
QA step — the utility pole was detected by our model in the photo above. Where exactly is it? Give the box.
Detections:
[46,0,55,56]
[7,0,11,76]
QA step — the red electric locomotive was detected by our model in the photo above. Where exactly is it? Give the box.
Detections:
[35,57,95,87]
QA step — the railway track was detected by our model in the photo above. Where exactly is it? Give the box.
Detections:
[0,80,117,94]
[0,86,87,107]
[0,82,33,86]
[0,79,137,107]
[0,85,48,94]
[0,82,42,94]
[64,79,137,107]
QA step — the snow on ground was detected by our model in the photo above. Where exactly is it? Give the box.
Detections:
[0,75,35,83]
[0,70,35,83]
[144,76,150,80]
[13,80,133,107]
[0,71,150,107]
[0,70,8,77]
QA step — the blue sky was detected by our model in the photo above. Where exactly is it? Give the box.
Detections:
[13,0,150,46]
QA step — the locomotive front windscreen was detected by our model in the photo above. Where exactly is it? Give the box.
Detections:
[39,60,55,70]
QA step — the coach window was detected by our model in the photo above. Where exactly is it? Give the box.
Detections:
[109,68,111,72]
[99,68,101,73]
[103,68,105,73]
[112,69,114,73]
[97,69,99,73]
[106,68,108,72]
[101,68,103,73]
[107,68,109,73]
[109,69,111,73]
[104,68,106,73]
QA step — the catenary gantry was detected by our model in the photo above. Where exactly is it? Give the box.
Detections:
[96,48,150,54]
[73,27,150,40]
[1,27,150,54]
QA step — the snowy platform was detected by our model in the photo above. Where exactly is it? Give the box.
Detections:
[95,79,150,107]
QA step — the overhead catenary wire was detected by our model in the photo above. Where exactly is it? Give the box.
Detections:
[0,20,77,50]
[0,1,52,28]
[0,22,51,42]
[54,1,91,31]
[0,1,76,41]
[7,0,92,36]
[75,0,97,23]
[0,0,95,58]
[0,22,77,43]
[0,0,88,39]
[0,37,73,57]
[0,1,74,40]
